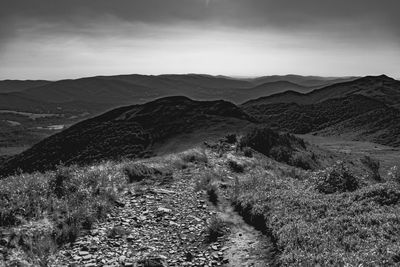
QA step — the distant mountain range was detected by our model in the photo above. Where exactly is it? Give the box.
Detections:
[243,75,400,146]
[0,74,356,114]
[1,73,400,174]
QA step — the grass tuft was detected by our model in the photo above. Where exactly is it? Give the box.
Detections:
[361,155,381,181]
[205,216,225,243]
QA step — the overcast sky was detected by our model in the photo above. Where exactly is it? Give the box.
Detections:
[0,0,399,79]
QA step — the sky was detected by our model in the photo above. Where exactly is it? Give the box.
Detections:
[0,0,399,80]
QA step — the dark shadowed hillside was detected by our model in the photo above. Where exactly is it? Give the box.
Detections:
[243,94,400,146]
[0,80,51,93]
[0,96,255,175]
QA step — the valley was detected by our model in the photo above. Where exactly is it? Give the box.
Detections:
[1,73,400,266]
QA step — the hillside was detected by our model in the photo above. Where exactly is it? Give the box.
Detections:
[243,94,400,146]
[251,74,357,88]
[0,96,255,175]
[0,80,51,93]
[244,75,400,108]
[2,132,400,266]
[0,74,353,114]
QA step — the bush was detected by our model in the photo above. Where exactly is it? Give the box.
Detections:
[227,159,245,173]
[206,184,219,205]
[224,134,237,144]
[388,166,400,183]
[180,149,208,164]
[239,127,313,169]
[243,147,253,158]
[48,167,77,198]
[289,152,314,170]
[123,163,160,183]
[312,161,359,194]
[353,183,400,206]
[123,163,172,185]
[205,216,225,243]
[361,155,381,181]
[194,171,214,192]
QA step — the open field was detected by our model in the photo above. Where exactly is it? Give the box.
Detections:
[300,134,400,175]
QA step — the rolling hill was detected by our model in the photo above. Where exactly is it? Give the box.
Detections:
[244,75,400,108]
[0,96,256,175]
[250,74,357,88]
[0,74,355,114]
[243,75,400,146]
[0,80,51,93]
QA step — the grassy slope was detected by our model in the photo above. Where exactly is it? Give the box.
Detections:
[216,141,400,265]
[0,96,255,176]
[243,94,400,147]
[1,129,400,266]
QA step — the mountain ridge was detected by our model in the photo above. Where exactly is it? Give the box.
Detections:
[0,96,255,175]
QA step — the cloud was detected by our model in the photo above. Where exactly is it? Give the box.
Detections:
[1,0,399,36]
[0,0,399,78]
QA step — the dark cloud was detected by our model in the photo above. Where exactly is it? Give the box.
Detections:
[1,0,399,35]
[1,0,399,79]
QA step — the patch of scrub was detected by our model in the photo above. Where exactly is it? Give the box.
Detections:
[37,125,65,130]
[0,110,62,120]
[5,120,21,126]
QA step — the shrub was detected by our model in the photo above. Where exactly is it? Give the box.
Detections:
[107,226,127,239]
[48,167,77,198]
[361,155,381,181]
[205,216,225,243]
[224,134,237,144]
[180,149,208,164]
[123,163,159,183]
[206,184,219,205]
[227,159,245,173]
[243,147,253,158]
[353,183,400,206]
[289,152,314,170]
[239,127,312,168]
[388,166,400,184]
[312,161,359,194]
[194,171,214,192]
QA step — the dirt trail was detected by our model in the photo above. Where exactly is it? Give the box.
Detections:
[216,202,275,267]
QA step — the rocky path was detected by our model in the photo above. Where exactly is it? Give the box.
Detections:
[50,168,228,266]
[50,149,276,266]
[217,205,275,267]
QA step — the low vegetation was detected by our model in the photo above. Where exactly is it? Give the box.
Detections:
[361,155,381,181]
[388,165,400,183]
[205,216,225,243]
[231,157,400,265]
[311,161,359,194]
[0,162,127,264]
[123,162,172,184]
[239,127,317,170]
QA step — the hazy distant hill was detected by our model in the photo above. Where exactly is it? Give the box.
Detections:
[0,74,355,115]
[244,75,400,108]
[250,74,357,88]
[243,75,400,146]
[0,80,51,93]
[0,96,255,175]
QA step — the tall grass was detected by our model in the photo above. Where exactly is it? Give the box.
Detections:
[231,162,400,266]
[0,162,127,264]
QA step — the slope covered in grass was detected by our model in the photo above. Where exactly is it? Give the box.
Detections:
[0,96,255,176]
[206,136,400,266]
[243,94,400,146]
